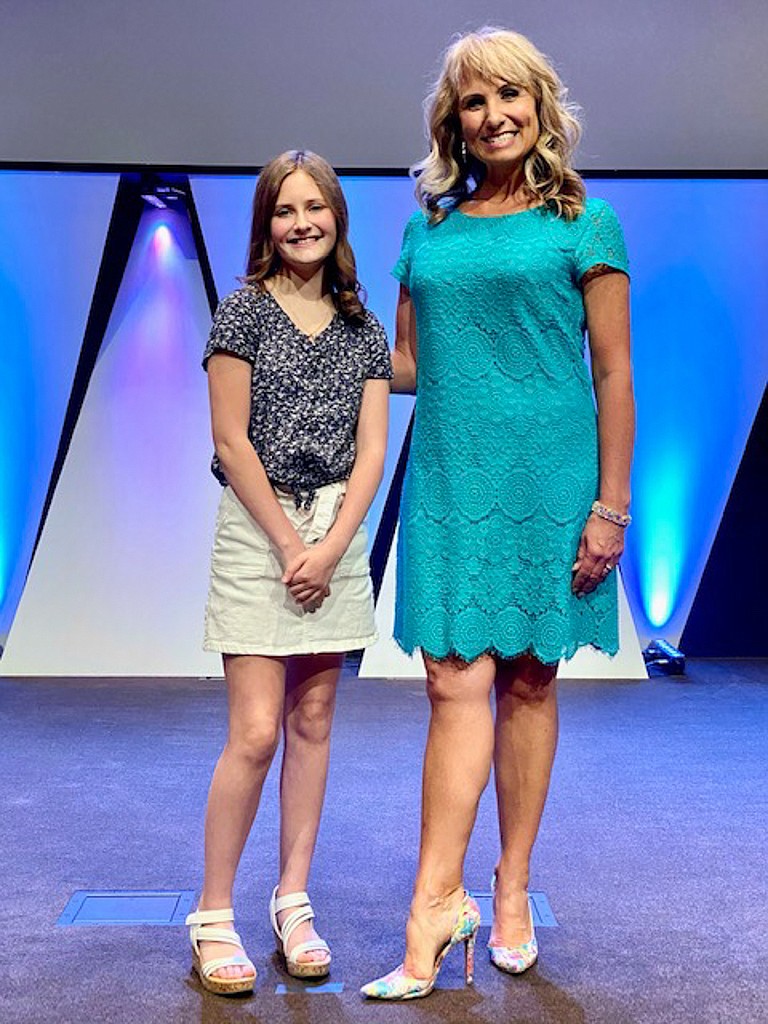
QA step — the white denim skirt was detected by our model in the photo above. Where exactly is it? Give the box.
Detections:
[204,482,377,656]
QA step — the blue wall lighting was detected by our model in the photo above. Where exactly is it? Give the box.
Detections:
[596,178,768,644]
[0,171,117,649]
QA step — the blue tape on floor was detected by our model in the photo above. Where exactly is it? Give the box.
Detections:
[469,890,558,928]
[275,981,344,994]
[57,889,196,926]
[529,890,558,927]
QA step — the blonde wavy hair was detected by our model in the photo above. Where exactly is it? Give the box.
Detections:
[414,28,586,223]
[243,150,365,322]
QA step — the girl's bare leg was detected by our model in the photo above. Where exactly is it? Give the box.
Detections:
[276,652,343,961]
[197,653,285,978]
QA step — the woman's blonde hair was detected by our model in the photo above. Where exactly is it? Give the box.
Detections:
[243,149,365,322]
[414,28,586,222]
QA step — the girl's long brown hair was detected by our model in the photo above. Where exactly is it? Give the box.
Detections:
[243,150,365,322]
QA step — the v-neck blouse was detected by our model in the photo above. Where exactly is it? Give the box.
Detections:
[265,290,340,341]
[203,286,392,507]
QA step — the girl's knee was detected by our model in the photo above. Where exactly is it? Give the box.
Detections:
[287,696,335,745]
[230,718,281,766]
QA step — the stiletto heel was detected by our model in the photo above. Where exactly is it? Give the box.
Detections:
[464,930,477,985]
[487,871,538,974]
[360,891,481,1000]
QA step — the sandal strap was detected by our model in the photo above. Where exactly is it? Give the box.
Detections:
[185,908,235,926]
[270,886,330,964]
[279,906,315,947]
[270,887,315,942]
[190,925,242,946]
[200,954,254,980]
[271,889,310,914]
[286,938,330,964]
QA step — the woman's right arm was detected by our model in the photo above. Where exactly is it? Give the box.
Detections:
[391,284,418,394]
[207,352,304,569]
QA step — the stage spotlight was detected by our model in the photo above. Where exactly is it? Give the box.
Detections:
[140,185,186,209]
[642,639,685,676]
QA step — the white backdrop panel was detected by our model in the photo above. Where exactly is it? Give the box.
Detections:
[1,206,221,676]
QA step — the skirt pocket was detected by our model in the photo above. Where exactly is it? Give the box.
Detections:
[210,486,272,576]
[333,521,370,580]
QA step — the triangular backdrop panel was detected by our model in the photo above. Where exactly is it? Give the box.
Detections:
[681,382,768,655]
[1,206,221,676]
[359,526,647,680]
[187,175,257,299]
[190,173,417,551]
[594,179,768,647]
[0,171,118,650]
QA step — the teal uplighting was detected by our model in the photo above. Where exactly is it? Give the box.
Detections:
[599,178,768,644]
[635,447,689,629]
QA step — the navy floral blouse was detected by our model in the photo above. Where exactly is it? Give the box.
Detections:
[203,286,392,507]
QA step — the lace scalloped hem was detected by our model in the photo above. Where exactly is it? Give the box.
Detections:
[393,634,619,667]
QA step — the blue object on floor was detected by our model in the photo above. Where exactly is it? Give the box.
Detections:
[469,890,558,928]
[275,981,345,995]
[57,889,196,926]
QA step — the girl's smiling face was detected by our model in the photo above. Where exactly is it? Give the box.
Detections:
[270,169,337,275]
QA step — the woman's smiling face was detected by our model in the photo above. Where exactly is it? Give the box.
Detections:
[458,75,540,173]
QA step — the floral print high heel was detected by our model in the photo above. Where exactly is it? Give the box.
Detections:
[360,891,481,1000]
[487,871,538,974]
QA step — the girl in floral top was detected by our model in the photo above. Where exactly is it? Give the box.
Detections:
[186,150,391,995]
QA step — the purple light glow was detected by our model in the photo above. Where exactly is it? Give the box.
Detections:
[152,222,174,259]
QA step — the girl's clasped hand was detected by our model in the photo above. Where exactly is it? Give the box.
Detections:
[282,539,338,610]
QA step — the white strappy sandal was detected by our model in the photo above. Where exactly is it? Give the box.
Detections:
[269,886,331,978]
[185,907,256,995]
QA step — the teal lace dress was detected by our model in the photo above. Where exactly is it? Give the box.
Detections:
[393,198,629,664]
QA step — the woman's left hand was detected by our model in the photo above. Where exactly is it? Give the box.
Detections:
[282,541,341,609]
[571,514,626,597]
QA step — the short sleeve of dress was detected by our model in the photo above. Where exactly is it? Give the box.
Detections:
[363,313,394,380]
[202,289,260,369]
[392,212,421,288]
[574,199,630,280]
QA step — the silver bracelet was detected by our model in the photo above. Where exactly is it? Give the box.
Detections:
[591,500,631,528]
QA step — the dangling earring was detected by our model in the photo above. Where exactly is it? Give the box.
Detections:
[461,140,467,162]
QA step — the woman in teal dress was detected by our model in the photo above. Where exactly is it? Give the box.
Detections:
[362,28,634,999]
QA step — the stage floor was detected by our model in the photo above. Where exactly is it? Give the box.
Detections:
[2,660,766,1024]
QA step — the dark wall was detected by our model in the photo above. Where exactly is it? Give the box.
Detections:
[681,385,768,657]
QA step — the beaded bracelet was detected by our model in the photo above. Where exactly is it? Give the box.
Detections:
[591,500,632,528]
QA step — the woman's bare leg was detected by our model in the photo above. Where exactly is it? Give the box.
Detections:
[403,654,497,978]
[491,655,558,947]
[197,653,286,978]
[276,652,343,961]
